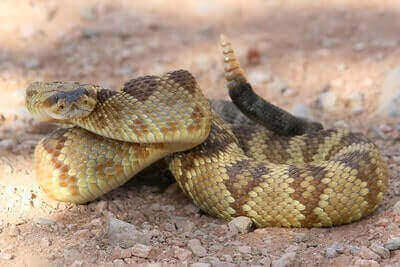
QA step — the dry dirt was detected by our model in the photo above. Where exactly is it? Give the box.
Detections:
[0,0,400,266]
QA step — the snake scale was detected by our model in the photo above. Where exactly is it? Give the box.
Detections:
[26,36,388,228]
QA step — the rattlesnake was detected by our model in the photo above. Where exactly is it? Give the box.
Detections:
[26,36,388,227]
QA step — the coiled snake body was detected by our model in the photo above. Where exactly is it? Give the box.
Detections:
[26,37,388,227]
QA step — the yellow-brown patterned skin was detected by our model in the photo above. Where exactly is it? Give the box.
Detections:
[27,42,388,227]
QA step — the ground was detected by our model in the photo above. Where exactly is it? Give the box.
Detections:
[0,0,399,266]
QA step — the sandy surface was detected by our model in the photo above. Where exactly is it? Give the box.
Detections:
[0,0,399,266]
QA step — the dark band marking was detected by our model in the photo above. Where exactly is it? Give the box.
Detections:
[289,165,329,227]
[224,160,270,214]
[166,70,197,95]
[97,89,117,104]
[123,75,161,102]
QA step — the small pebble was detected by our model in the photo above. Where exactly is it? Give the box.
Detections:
[369,243,390,259]
[353,259,379,267]
[220,254,233,262]
[238,245,251,254]
[384,237,400,250]
[393,201,400,214]
[184,203,200,214]
[107,216,149,248]
[7,225,20,237]
[33,217,56,226]
[354,42,366,51]
[0,252,13,260]
[317,90,337,111]
[325,242,344,258]
[187,239,207,257]
[348,245,361,255]
[293,233,308,243]
[130,244,152,258]
[191,263,211,267]
[358,246,380,261]
[228,216,253,234]
[271,252,297,267]
[290,104,310,119]
[24,58,40,69]
[0,139,14,150]
[174,247,192,261]
[40,237,51,247]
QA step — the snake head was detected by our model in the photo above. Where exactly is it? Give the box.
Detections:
[27,81,98,120]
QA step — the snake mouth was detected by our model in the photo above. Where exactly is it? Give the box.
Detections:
[46,106,93,120]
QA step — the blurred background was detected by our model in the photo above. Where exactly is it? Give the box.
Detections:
[0,0,399,123]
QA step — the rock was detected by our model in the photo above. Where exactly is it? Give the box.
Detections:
[0,252,13,260]
[282,88,297,97]
[393,201,400,214]
[238,245,252,254]
[333,120,349,129]
[322,38,340,48]
[358,246,380,261]
[33,217,57,226]
[260,256,272,266]
[290,104,310,120]
[164,223,176,232]
[212,261,236,267]
[325,242,344,258]
[80,7,97,20]
[371,39,398,48]
[114,66,133,76]
[112,248,132,260]
[337,63,347,71]
[348,245,361,255]
[82,28,101,38]
[354,42,366,51]
[270,78,289,94]
[347,91,364,114]
[285,245,298,253]
[317,91,337,111]
[130,244,152,258]
[7,225,20,237]
[0,139,14,150]
[377,66,400,117]
[106,216,149,248]
[228,216,253,234]
[353,259,379,267]
[184,203,200,214]
[209,244,222,253]
[63,248,80,259]
[220,254,233,262]
[71,260,84,267]
[187,239,207,257]
[173,217,195,232]
[293,233,308,243]
[40,237,51,247]
[191,263,211,267]
[248,70,272,84]
[369,243,390,259]
[24,58,40,69]
[95,200,108,212]
[271,252,298,267]
[174,247,192,261]
[384,237,400,250]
